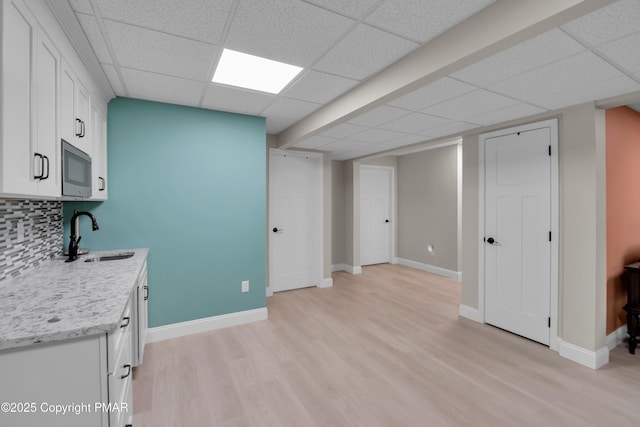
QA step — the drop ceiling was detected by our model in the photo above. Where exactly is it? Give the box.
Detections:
[61,0,640,160]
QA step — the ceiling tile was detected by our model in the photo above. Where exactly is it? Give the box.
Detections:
[451,29,585,87]
[282,70,359,104]
[202,84,275,115]
[347,105,410,127]
[488,51,624,102]
[225,0,354,67]
[94,0,234,44]
[382,133,429,147]
[347,128,407,143]
[366,0,496,43]
[421,89,519,121]
[121,68,205,107]
[261,98,322,120]
[530,75,640,110]
[388,77,476,110]
[294,135,338,149]
[597,32,640,73]
[424,121,480,139]
[562,0,640,47]
[317,123,367,138]
[314,24,418,80]
[379,112,451,133]
[467,103,547,126]
[320,140,371,151]
[76,14,112,64]
[104,21,216,81]
[100,64,125,95]
[69,0,94,15]
[303,0,380,19]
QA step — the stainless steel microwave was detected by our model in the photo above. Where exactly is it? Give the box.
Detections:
[62,140,92,197]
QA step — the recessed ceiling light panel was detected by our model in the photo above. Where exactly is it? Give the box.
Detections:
[212,49,303,94]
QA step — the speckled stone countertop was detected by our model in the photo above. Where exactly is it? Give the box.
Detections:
[0,248,149,351]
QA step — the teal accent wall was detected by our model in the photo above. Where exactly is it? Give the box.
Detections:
[64,97,267,328]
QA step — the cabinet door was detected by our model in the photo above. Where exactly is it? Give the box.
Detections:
[1,0,38,195]
[34,27,61,197]
[91,105,107,199]
[76,79,91,152]
[60,60,76,144]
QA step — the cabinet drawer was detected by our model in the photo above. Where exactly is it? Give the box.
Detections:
[108,295,132,374]
[109,364,133,427]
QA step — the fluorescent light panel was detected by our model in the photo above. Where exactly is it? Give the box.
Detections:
[212,49,303,94]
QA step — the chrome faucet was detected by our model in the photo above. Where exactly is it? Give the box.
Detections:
[67,210,99,262]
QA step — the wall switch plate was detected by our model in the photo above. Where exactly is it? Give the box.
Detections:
[427,244,434,255]
[241,280,249,293]
[16,220,25,243]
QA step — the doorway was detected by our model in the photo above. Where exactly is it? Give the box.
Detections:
[269,149,323,293]
[360,165,394,266]
[478,119,558,348]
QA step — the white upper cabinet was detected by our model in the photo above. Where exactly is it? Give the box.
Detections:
[91,104,108,200]
[0,0,60,198]
[61,59,92,156]
[34,26,61,197]
[0,0,109,200]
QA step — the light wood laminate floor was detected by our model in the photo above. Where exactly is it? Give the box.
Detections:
[133,264,640,426]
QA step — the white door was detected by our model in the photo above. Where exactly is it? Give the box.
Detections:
[269,150,323,292]
[484,127,551,345]
[360,166,392,266]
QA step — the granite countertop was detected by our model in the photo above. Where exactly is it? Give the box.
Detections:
[0,248,149,351]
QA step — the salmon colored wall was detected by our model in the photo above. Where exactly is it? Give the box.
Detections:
[606,106,640,334]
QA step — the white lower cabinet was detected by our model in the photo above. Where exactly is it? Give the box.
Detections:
[133,260,148,367]
[0,291,138,427]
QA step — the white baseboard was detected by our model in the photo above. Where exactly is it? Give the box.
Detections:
[332,264,362,275]
[558,338,609,369]
[396,257,461,280]
[331,263,349,272]
[606,324,628,351]
[318,277,333,288]
[146,307,268,343]
[458,304,482,323]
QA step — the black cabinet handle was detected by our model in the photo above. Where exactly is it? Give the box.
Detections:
[120,316,130,328]
[385,219,390,223]
[42,155,50,180]
[144,285,149,301]
[81,120,85,137]
[33,153,44,179]
[272,227,283,233]
[486,237,499,245]
[120,364,131,379]
[75,118,82,137]
[98,177,105,191]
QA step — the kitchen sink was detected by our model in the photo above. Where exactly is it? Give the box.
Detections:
[84,252,135,262]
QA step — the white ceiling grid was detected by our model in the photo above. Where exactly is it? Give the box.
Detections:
[66,0,640,160]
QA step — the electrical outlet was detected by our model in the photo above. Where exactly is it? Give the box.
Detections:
[16,220,25,243]
[427,244,435,255]
[241,280,249,293]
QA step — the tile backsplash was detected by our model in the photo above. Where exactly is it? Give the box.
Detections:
[0,200,63,282]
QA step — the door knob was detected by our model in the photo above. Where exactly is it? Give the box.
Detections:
[272,227,283,233]
[385,219,390,223]
[486,237,498,244]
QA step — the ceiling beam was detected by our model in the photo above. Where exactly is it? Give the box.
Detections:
[276,0,616,149]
